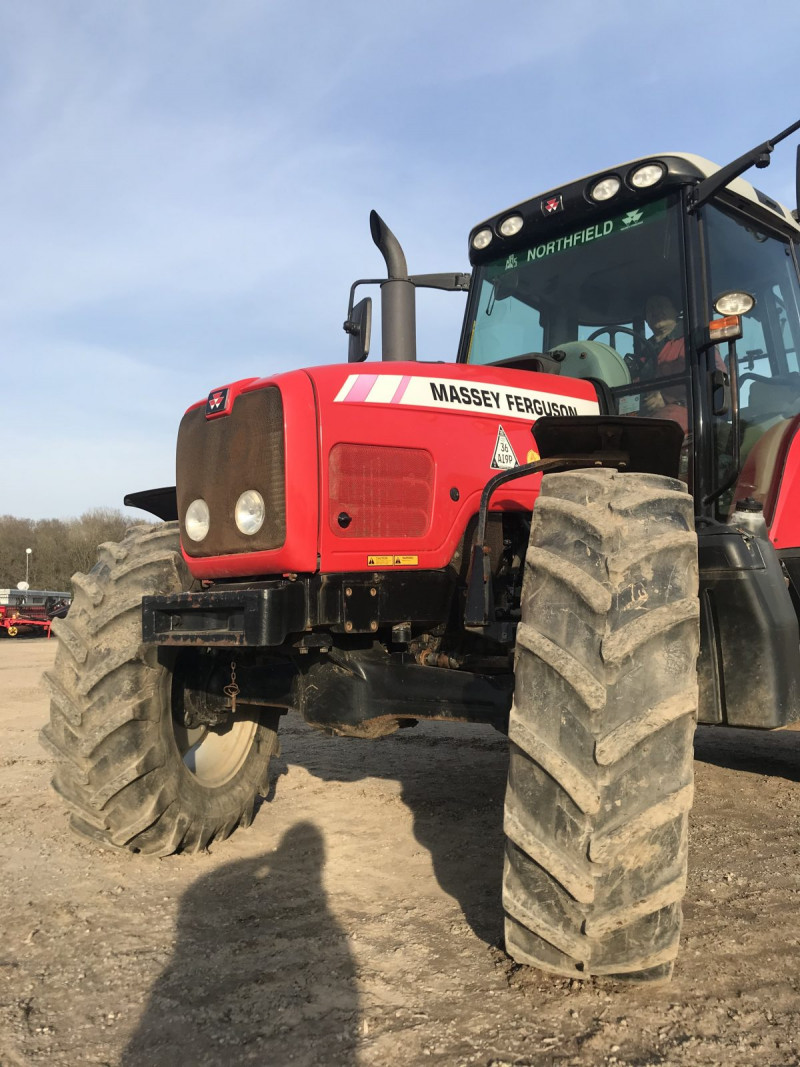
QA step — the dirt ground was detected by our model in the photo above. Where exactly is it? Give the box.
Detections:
[3,639,800,1066]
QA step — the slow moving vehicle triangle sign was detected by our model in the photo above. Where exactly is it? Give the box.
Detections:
[491,425,519,470]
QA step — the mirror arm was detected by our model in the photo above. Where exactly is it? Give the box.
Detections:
[346,273,470,324]
[408,272,471,292]
[344,278,385,324]
[688,116,800,213]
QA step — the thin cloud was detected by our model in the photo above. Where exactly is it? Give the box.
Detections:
[1,0,798,518]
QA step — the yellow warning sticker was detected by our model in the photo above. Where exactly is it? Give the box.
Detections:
[526,448,540,463]
[366,554,419,567]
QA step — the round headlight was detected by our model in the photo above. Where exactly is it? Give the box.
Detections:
[471,228,493,251]
[630,163,665,189]
[235,490,265,536]
[714,290,755,316]
[185,498,210,542]
[499,214,524,237]
[590,176,621,202]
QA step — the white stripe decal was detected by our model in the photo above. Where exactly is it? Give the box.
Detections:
[333,374,599,420]
[364,375,404,403]
[334,375,359,402]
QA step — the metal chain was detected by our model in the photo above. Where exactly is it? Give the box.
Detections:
[223,659,240,713]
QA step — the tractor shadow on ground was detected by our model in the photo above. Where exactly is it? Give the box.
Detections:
[273,719,510,949]
[693,723,800,782]
[121,822,361,1067]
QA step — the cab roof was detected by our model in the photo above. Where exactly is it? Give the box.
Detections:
[469,151,800,266]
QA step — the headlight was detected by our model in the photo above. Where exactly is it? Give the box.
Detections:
[498,214,524,237]
[471,228,493,251]
[590,176,621,202]
[185,498,210,542]
[235,490,265,536]
[714,291,755,316]
[630,163,665,189]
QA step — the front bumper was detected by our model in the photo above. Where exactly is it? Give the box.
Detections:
[142,584,306,647]
[142,570,455,647]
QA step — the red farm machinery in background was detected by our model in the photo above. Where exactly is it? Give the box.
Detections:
[0,589,70,638]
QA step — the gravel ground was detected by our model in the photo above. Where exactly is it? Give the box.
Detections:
[3,637,800,1066]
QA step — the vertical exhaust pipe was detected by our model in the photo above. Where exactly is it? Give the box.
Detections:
[370,210,416,361]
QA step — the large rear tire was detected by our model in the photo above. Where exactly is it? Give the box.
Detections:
[504,469,699,980]
[40,523,279,856]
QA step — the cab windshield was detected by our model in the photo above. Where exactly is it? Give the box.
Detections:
[464,194,696,450]
[465,194,686,380]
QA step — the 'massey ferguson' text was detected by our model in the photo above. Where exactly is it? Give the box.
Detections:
[429,382,579,417]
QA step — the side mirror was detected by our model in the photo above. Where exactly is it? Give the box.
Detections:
[344,297,372,363]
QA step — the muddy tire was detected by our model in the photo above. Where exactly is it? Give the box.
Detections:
[40,523,279,856]
[504,469,699,981]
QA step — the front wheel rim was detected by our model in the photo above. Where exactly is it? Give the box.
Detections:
[172,714,259,787]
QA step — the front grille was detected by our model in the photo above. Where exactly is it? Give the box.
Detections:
[177,387,286,557]
[328,443,434,538]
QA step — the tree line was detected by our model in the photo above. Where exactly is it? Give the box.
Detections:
[0,509,151,593]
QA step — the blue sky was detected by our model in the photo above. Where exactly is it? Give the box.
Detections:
[3,0,798,519]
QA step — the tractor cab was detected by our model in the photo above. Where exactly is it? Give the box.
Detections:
[459,145,800,527]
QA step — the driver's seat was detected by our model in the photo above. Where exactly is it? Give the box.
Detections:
[549,340,631,389]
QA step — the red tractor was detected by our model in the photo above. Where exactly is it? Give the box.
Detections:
[43,119,800,982]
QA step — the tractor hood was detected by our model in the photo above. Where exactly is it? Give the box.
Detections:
[175,362,600,580]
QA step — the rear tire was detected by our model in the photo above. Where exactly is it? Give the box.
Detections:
[40,523,279,856]
[504,469,699,980]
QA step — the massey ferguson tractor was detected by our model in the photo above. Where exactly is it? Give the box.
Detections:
[42,119,800,982]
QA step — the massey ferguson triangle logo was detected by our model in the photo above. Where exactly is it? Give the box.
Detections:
[205,388,229,417]
[622,209,644,227]
[541,195,563,215]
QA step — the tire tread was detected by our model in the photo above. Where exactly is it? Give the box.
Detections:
[504,468,699,980]
[42,523,278,856]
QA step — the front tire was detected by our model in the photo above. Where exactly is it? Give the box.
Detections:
[41,523,279,856]
[504,469,699,981]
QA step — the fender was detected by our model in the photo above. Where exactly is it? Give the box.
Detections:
[765,415,800,551]
[124,486,178,521]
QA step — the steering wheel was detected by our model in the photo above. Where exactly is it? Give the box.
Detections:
[587,325,659,375]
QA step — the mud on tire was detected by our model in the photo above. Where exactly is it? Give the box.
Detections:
[504,469,699,981]
[40,523,279,856]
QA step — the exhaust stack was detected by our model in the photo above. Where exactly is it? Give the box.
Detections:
[370,210,416,362]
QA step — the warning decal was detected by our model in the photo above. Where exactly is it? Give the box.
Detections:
[491,425,519,470]
[367,554,419,567]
